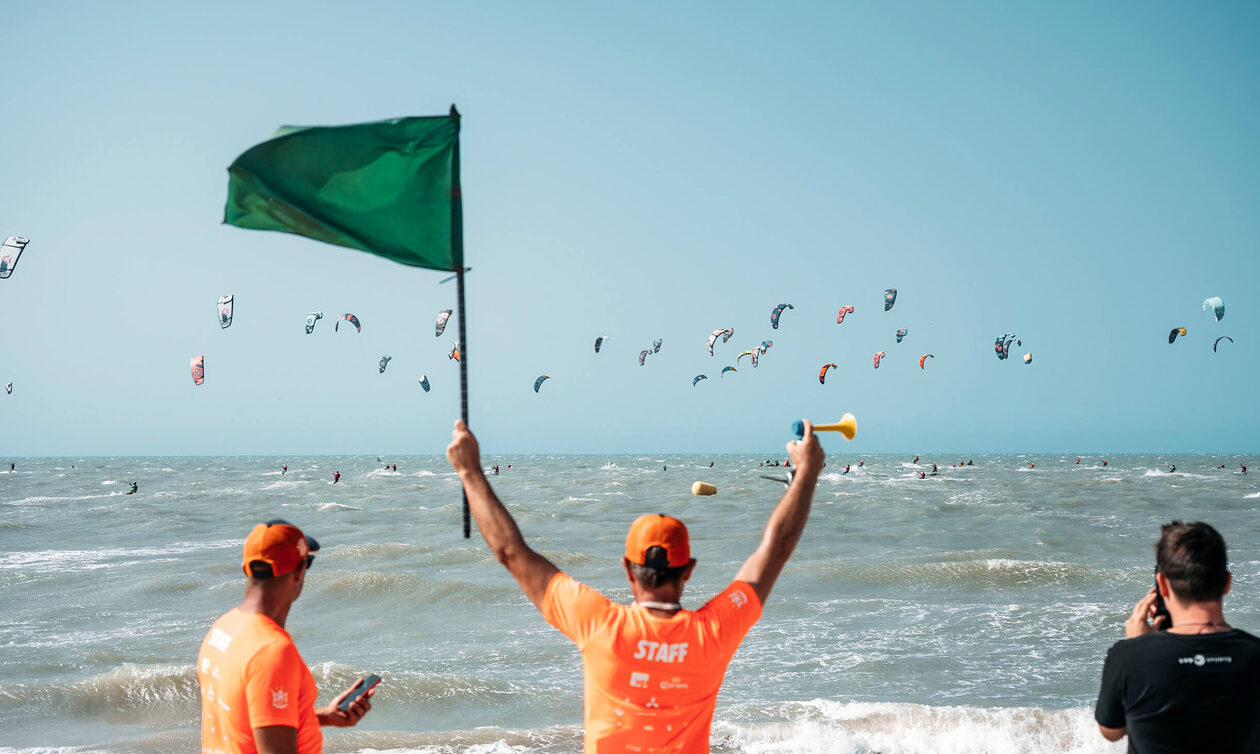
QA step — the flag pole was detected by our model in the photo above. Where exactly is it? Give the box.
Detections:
[456,264,470,538]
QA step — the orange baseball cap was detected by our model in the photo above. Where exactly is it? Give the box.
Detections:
[625,513,690,568]
[242,519,320,578]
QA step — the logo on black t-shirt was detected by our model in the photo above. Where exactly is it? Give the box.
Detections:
[1179,653,1232,666]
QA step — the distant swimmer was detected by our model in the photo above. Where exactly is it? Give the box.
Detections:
[127,481,138,495]
[282,465,287,475]
[493,464,500,475]
[333,471,340,484]
[843,465,850,475]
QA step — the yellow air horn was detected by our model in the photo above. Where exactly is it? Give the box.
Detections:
[793,413,857,440]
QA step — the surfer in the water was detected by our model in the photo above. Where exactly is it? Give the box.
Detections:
[493,464,500,475]
[127,481,138,495]
[333,471,340,484]
[446,418,825,753]
[281,465,287,475]
[842,465,850,475]
[913,455,919,464]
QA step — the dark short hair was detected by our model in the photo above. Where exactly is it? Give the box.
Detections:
[628,546,688,588]
[1156,521,1229,603]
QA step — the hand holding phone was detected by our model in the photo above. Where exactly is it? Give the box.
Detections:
[337,674,381,711]
[1152,572,1172,630]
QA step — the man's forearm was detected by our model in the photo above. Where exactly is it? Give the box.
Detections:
[762,473,818,559]
[460,469,529,562]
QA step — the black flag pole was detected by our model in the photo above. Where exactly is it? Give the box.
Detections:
[457,264,470,538]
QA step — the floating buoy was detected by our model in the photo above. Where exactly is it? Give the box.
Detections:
[691,481,717,496]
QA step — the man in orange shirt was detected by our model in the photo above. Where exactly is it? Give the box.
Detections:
[446,420,824,752]
[197,520,374,754]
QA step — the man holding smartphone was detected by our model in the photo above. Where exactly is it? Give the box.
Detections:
[1095,521,1260,752]
[197,520,374,754]
[446,419,824,752]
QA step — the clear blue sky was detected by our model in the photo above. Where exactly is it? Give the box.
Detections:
[2,1,1257,456]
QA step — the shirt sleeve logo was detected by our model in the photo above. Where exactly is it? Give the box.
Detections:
[630,672,649,688]
[270,688,289,709]
[729,590,748,609]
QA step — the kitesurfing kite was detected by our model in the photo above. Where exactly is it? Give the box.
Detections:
[771,303,794,329]
[218,295,234,328]
[336,313,361,333]
[884,289,897,311]
[994,333,1020,360]
[418,375,431,392]
[919,354,934,369]
[706,328,734,356]
[750,348,760,367]
[737,349,755,364]
[819,363,838,384]
[1168,327,1186,344]
[594,336,609,353]
[305,312,323,334]
[379,355,392,373]
[761,340,774,351]
[638,349,649,366]
[5,382,11,394]
[873,352,885,369]
[653,338,662,353]
[1023,353,1033,365]
[1203,297,1225,322]
[449,341,461,361]
[435,309,453,337]
[692,374,708,386]
[0,236,30,280]
[1213,336,1233,352]
[721,366,736,376]
[534,375,550,393]
[190,355,205,386]
[896,328,908,343]
[836,306,854,324]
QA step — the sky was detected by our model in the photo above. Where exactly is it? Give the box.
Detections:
[2,1,1257,456]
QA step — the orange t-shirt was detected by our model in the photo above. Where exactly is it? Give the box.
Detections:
[541,572,762,753]
[197,608,322,754]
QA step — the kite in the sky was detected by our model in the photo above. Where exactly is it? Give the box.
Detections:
[336,313,361,333]
[191,355,205,386]
[919,354,934,369]
[418,375,431,392]
[819,363,838,384]
[1202,297,1224,322]
[305,312,323,334]
[1213,336,1233,352]
[595,336,609,353]
[449,341,461,361]
[692,374,708,387]
[639,349,649,366]
[873,351,885,369]
[884,289,897,311]
[653,338,662,353]
[1168,327,1186,344]
[379,355,392,373]
[1023,353,1033,365]
[534,375,550,393]
[836,306,854,324]
[0,236,30,280]
[218,296,234,328]
[770,304,794,329]
[721,366,736,376]
[895,328,908,343]
[5,382,11,394]
[737,349,755,364]
[706,328,734,356]
[435,309,453,337]
[994,333,1020,360]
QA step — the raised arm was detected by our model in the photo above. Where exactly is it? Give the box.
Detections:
[447,420,559,610]
[734,421,825,605]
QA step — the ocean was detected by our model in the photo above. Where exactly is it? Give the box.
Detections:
[1,454,1257,753]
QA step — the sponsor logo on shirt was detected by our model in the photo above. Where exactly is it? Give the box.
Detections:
[271,688,289,709]
[1179,654,1232,667]
[659,677,689,690]
[729,590,748,609]
[207,628,233,653]
[630,672,649,688]
[634,641,689,663]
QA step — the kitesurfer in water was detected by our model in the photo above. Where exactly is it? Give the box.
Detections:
[493,464,500,475]
[1243,465,1248,475]
[1166,464,1176,473]
[842,465,850,475]
[127,481,138,495]
[918,471,926,479]
[859,461,864,467]
[1103,460,1109,467]
[8,463,13,472]
[333,471,340,484]
[932,464,938,474]
[282,465,287,475]
[913,455,920,464]
[709,461,714,468]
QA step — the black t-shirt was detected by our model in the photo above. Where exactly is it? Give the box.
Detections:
[1095,628,1260,753]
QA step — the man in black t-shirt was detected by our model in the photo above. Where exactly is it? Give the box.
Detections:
[1095,521,1260,753]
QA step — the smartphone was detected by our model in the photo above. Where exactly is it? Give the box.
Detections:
[337,674,381,711]
[1152,571,1172,630]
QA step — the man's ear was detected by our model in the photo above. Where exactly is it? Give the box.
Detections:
[682,559,697,582]
[622,556,635,584]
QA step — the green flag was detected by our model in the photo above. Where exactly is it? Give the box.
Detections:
[225,112,463,271]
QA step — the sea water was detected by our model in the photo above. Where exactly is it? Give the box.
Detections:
[1,454,1257,753]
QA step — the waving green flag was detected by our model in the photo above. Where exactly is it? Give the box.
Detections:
[224,111,462,271]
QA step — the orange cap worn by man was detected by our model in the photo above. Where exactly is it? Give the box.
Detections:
[446,420,826,752]
[197,520,374,754]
